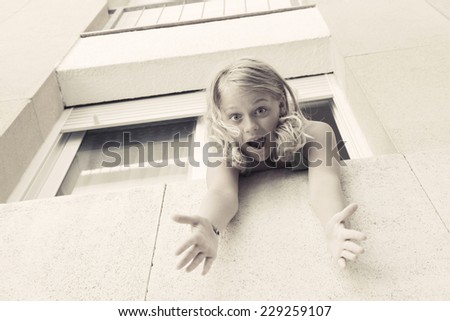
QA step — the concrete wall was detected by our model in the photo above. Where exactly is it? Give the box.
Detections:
[315,0,450,155]
[1,153,449,300]
[0,0,108,202]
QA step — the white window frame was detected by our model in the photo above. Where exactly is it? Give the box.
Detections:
[7,73,371,203]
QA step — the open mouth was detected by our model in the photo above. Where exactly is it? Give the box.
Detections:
[245,136,266,150]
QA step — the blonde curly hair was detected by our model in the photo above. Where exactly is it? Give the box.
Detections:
[206,58,309,170]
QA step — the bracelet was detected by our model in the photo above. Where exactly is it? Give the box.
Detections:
[211,223,220,236]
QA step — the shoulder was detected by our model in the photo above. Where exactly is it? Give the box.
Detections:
[303,121,336,159]
[304,120,333,143]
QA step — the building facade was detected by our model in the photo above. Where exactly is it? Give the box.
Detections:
[1,0,450,300]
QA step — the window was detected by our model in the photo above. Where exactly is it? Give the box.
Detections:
[8,73,371,201]
[301,99,350,160]
[57,119,197,195]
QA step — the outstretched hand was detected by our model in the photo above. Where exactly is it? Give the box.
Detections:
[325,203,366,269]
[172,214,219,275]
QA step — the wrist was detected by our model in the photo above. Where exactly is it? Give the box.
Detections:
[197,215,221,236]
[211,223,220,236]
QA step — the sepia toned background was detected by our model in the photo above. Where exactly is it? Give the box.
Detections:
[1,0,450,300]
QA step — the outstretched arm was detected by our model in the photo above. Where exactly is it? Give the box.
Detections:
[305,121,366,268]
[172,162,239,275]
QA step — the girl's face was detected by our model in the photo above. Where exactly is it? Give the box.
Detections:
[220,84,281,161]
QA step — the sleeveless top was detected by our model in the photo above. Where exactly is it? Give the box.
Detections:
[240,149,308,176]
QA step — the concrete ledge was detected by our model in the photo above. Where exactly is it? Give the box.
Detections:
[57,8,332,106]
[0,185,165,300]
[148,154,450,300]
[1,154,449,299]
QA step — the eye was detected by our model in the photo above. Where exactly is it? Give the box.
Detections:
[255,107,267,116]
[229,114,242,122]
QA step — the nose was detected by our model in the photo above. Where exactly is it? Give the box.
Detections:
[243,117,259,133]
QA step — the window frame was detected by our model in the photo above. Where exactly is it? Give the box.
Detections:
[7,73,371,202]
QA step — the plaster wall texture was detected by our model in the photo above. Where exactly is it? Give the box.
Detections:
[109,0,131,7]
[346,42,450,154]
[0,0,108,202]
[0,100,30,137]
[31,73,65,140]
[0,74,64,203]
[426,0,450,20]
[0,0,108,101]
[315,0,450,57]
[147,154,450,300]
[0,185,165,300]
[328,40,397,156]
[0,100,43,203]
[405,147,450,232]
[315,0,450,155]
[56,8,332,106]
[341,62,397,156]
[1,154,449,300]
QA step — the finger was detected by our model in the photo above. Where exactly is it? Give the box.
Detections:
[337,257,346,269]
[176,246,199,270]
[341,250,356,261]
[175,237,195,256]
[186,252,206,273]
[332,203,358,224]
[202,257,215,275]
[342,228,367,241]
[343,241,364,254]
[172,214,201,226]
